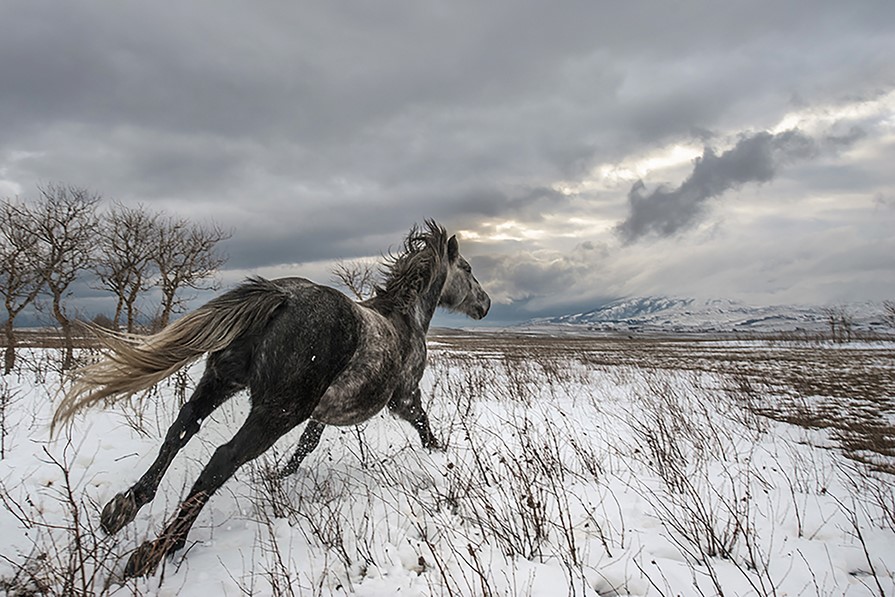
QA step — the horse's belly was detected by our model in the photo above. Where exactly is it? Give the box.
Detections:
[311,388,391,426]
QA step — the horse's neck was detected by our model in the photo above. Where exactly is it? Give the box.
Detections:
[399,301,434,335]
[409,268,447,332]
[365,260,447,333]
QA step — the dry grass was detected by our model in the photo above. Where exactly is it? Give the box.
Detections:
[2,330,893,595]
[434,332,895,474]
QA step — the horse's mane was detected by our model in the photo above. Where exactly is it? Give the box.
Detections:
[371,220,449,314]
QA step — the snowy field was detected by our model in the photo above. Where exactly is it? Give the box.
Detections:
[1,333,894,596]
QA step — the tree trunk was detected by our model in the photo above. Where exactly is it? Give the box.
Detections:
[159,288,176,329]
[3,319,15,375]
[52,294,74,370]
[125,277,142,333]
[61,319,74,370]
[113,297,125,329]
[126,304,136,333]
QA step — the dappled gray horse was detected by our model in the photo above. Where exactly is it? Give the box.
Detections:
[54,221,490,578]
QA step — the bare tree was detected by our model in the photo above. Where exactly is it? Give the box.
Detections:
[331,258,379,300]
[93,203,158,332]
[0,199,44,374]
[838,306,855,342]
[821,307,837,342]
[883,301,895,330]
[152,216,230,328]
[30,184,100,369]
[821,305,855,343]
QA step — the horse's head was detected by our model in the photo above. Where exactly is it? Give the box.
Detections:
[439,235,491,320]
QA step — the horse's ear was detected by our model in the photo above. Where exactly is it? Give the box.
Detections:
[447,235,459,263]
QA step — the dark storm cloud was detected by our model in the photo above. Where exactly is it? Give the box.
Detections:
[824,126,867,147]
[4,1,889,194]
[470,241,611,309]
[220,184,568,270]
[616,130,820,243]
[2,0,894,319]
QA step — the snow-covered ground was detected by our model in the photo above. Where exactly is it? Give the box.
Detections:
[1,336,893,596]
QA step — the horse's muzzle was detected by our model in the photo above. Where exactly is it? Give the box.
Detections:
[474,296,491,319]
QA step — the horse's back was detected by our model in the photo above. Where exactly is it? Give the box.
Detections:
[247,277,362,411]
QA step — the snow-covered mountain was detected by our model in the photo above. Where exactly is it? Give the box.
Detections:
[534,296,891,335]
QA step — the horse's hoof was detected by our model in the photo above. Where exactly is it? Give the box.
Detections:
[124,540,163,578]
[101,490,139,535]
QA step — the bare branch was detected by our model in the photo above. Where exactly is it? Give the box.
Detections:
[29,184,100,369]
[883,300,895,331]
[331,259,379,300]
[0,198,44,373]
[151,216,231,328]
[93,203,158,332]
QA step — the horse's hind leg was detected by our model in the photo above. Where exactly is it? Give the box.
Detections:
[124,404,298,578]
[101,368,241,535]
[278,420,326,477]
[388,387,440,450]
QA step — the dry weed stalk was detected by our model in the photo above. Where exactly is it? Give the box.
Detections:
[0,444,132,596]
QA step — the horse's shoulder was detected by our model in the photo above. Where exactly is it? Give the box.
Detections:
[353,304,399,345]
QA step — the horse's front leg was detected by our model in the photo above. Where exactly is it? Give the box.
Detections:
[277,420,326,477]
[388,387,441,450]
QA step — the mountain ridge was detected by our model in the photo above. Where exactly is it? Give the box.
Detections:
[530,296,891,335]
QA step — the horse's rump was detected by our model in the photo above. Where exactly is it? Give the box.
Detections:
[246,277,363,407]
[53,277,290,430]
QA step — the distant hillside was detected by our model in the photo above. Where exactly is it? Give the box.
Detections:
[530,297,891,335]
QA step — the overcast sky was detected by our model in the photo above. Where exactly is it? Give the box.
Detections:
[2,1,894,323]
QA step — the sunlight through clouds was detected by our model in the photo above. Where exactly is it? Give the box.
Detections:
[458,220,549,243]
[1,1,893,321]
[554,143,705,196]
[771,89,895,136]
